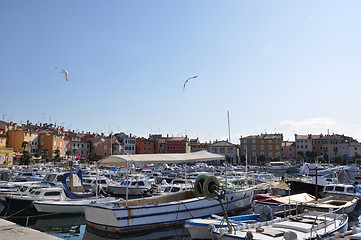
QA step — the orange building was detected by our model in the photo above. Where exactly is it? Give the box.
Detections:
[258,133,283,160]
[7,129,39,155]
[38,130,65,159]
[136,138,155,154]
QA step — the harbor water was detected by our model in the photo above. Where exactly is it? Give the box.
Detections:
[3,207,361,240]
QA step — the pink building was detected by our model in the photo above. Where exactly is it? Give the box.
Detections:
[282,141,296,160]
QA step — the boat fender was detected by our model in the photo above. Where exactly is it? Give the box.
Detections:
[194,175,208,197]
[284,231,297,240]
[203,176,220,200]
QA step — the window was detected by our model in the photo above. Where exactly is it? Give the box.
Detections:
[261,140,264,143]
[252,140,256,143]
[269,152,273,157]
[104,145,107,150]
[276,145,279,150]
[269,140,273,143]
[269,145,272,150]
[244,140,247,143]
[260,145,264,150]
[45,191,61,196]
[252,145,256,150]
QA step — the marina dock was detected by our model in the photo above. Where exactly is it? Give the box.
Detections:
[0,218,61,240]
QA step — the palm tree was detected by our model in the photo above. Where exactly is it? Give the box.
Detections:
[21,141,28,151]
[41,148,49,160]
[54,149,61,162]
[66,150,71,158]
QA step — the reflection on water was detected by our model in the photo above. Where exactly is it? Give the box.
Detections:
[84,225,192,240]
[8,214,86,240]
[4,206,361,240]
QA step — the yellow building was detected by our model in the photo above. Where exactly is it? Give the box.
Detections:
[38,130,65,159]
[0,130,6,148]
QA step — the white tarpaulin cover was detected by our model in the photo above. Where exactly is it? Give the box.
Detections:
[98,151,226,166]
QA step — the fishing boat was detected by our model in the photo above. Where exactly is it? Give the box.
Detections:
[210,210,348,240]
[84,152,255,234]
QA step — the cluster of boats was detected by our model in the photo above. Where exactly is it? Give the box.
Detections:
[1,152,361,239]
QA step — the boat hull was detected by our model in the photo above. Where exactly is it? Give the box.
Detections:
[85,189,254,234]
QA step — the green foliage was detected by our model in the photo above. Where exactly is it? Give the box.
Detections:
[21,141,28,151]
[20,150,31,165]
[41,148,49,160]
[54,149,61,162]
[66,150,71,157]
[259,155,266,165]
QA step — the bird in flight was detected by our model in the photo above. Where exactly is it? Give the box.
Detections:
[55,67,69,81]
[183,75,198,92]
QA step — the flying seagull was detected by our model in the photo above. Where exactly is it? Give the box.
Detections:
[183,75,198,92]
[55,67,69,81]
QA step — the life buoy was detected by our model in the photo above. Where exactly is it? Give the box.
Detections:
[202,176,220,200]
[194,175,208,197]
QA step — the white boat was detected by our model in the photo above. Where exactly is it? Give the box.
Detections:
[323,183,361,200]
[85,187,253,234]
[84,151,254,234]
[106,178,153,196]
[211,210,348,240]
[82,176,112,192]
[33,196,119,214]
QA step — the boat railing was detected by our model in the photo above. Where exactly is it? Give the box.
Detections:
[309,207,346,238]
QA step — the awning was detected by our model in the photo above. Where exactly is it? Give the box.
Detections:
[97,151,225,166]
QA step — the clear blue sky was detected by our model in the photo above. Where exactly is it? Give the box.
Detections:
[1,1,361,143]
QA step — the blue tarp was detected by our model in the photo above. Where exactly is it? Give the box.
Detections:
[61,170,95,199]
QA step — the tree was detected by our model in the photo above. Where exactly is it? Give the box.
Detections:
[20,150,31,165]
[66,150,71,158]
[334,155,343,165]
[41,148,49,161]
[21,141,28,151]
[72,148,77,156]
[259,155,266,166]
[54,149,61,162]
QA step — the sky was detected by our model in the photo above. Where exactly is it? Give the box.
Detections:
[1,1,361,144]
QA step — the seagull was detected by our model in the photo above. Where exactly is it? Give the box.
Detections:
[55,67,69,81]
[183,75,198,92]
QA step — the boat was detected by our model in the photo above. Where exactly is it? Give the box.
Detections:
[267,162,298,174]
[106,178,153,196]
[85,180,254,234]
[33,196,119,214]
[84,152,254,234]
[323,183,361,200]
[210,210,348,240]
[253,192,358,216]
[185,213,275,239]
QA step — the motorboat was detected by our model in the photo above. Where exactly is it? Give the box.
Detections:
[210,210,348,240]
[185,213,274,239]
